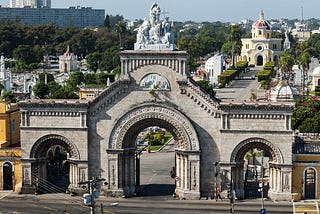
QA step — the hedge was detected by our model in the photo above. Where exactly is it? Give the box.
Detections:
[236,61,249,72]
[257,69,272,82]
[218,69,240,87]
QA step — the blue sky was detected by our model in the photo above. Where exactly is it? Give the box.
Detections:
[0,0,319,22]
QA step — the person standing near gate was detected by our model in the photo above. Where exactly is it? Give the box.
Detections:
[170,166,177,197]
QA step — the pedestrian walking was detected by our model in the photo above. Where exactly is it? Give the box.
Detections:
[217,188,222,201]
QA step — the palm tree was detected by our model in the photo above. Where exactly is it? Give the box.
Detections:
[280,51,294,73]
[298,51,311,96]
[244,149,261,180]
[115,21,127,49]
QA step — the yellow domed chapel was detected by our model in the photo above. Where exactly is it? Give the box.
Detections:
[239,11,284,67]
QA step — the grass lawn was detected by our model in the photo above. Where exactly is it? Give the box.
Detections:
[149,145,162,151]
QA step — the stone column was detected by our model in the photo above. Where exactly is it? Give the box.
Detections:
[21,160,34,193]
[269,167,273,191]
[178,151,200,200]
[129,153,136,194]
[219,162,235,195]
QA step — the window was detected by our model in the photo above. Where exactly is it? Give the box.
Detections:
[267,33,269,39]
[257,46,263,51]
[246,44,249,49]
[259,30,262,35]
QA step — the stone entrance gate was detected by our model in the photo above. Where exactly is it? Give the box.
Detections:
[18,49,294,200]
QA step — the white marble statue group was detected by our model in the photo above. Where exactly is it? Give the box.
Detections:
[134,3,175,50]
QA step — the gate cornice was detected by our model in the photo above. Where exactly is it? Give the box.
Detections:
[109,102,200,151]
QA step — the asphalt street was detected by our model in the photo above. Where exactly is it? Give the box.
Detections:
[215,68,264,102]
[0,134,294,214]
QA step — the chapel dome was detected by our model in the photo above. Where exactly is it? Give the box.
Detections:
[252,11,271,30]
[313,66,320,76]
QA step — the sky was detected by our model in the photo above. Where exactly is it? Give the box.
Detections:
[0,0,319,22]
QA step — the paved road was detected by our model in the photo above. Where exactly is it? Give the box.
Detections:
[138,148,176,199]
[0,147,294,214]
[0,191,294,214]
[0,192,90,213]
[215,68,265,102]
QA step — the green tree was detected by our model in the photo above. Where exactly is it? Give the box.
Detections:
[221,25,242,65]
[33,82,49,98]
[86,52,102,72]
[39,72,54,83]
[51,86,78,99]
[99,46,120,71]
[13,45,37,64]
[48,81,61,97]
[279,51,294,72]
[67,71,85,90]
[115,20,127,48]
[196,80,216,97]
[0,91,17,102]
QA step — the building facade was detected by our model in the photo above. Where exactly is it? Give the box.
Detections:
[0,100,22,192]
[16,4,297,201]
[59,47,78,73]
[239,11,283,67]
[9,0,51,8]
[292,134,320,200]
[0,7,104,27]
[205,54,228,86]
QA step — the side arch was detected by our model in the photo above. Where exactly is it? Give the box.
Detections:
[30,134,80,159]
[109,103,200,151]
[230,137,284,164]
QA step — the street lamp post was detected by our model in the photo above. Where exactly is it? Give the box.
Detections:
[214,162,219,201]
[79,177,107,214]
[260,150,265,214]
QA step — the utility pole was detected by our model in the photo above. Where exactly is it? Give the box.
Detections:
[259,150,266,214]
[214,162,219,201]
[79,177,107,214]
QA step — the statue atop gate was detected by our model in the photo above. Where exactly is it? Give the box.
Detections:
[134,3,176,51]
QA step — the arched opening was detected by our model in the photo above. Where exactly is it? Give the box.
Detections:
[230,138,283,199]
[30,135,79,194]
[304,167,316,199]
[257,55,263,66]
[107,104,200,199]
[3,162,13,190]
[135,126,175,197]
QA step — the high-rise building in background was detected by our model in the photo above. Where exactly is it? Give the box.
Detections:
[9,0,51,8]
[0,6,104,27]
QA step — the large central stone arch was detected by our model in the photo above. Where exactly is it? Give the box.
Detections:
[109,103,200,151]
[106,102,201,199]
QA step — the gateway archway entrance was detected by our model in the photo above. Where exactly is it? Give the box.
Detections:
[230,138,284,199]
[107,103,201,199]
[3,162,13,190]
[304,167,316,199]
[136,127,175,197]
[30,135,80,193]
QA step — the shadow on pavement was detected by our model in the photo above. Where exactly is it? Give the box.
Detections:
[139,184,175,196]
